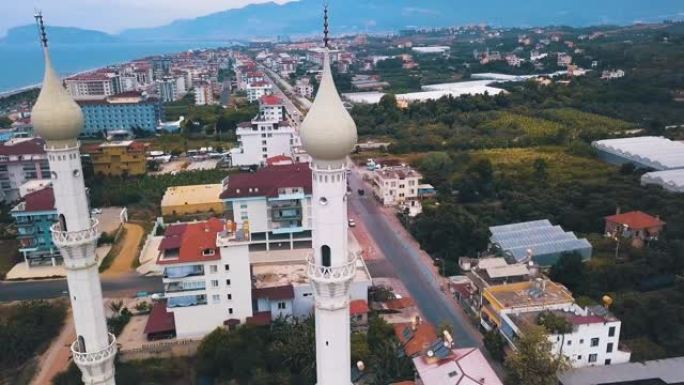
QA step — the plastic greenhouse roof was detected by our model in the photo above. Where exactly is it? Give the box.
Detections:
[641,169,684,193]
[592,136,684,171]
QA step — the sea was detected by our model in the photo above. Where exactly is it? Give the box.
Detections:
[0,41,228,94]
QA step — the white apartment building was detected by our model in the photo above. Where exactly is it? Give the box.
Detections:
[246,81,273,103]
[371,165,423,216]
[157,218,253,338]
[558,52,573,67]
[65,71,118,99]
[194,84,214,106]
[506,54,523,67]
[220,163,312,251]
[157,78,177,103]
[231,97,296,167]
[0,138,50,203]
[601,69,626,80]
[501,304,632,367]
[295,78,314,99]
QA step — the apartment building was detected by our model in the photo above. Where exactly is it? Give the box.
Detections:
[65,70,118,99]
[77,92,163,136]
[220,163,312,251]
[194,83,215,106]
[83,140,148,176]
[246,81,273,103]
[0,138,50,203]
[371,165,423,216]
[295,78,314,99]
[231,97,296,167]
[10,186,60,267]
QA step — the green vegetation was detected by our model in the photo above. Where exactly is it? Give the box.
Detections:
[0,115,12,127]
[0,300,67,376]
[53,357,194,385]
[483,329,506,362]
[536,311,573,334]
[504,325,570,385]
[98,227,126,273]
[106,301,133,336]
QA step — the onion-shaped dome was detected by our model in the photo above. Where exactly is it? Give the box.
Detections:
[300,50,357,163]
[31,47,84,143]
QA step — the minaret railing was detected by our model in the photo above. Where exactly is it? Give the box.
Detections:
[51,218,99,248]
[71,332,117,366]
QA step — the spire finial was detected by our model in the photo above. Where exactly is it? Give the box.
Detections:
[34,10,48,48]
[323,2,329,48]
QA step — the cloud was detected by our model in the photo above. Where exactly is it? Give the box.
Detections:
[0,0,295,35]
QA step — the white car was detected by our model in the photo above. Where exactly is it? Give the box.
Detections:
[91,208,102,215]
[348,219,356,227]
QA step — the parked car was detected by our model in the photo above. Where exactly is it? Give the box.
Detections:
[348,219,356,227]
[91,208,102,215]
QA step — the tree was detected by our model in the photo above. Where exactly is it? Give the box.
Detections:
[483,329,506,362]
[351,332,371,364]
[504,325,570,385]
[533,158,548,181]
[549,253,586,293]
[0,115,12,127]
[369,339,414,385]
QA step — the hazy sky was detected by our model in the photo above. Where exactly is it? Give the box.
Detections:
[0,0,294,35]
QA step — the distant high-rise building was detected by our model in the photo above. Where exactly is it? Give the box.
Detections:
[157,78,177,102]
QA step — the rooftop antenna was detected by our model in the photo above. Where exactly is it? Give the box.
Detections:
[34,10,48,48]
[323,2,330,49]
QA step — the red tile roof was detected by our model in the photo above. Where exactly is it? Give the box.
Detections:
[266,155,293,166]
[144,300,176,335]
[260,95,283,106]
[394,321,438,357]
[253,284,295,300]
[0,138,45,156]
[219,164,312,199]
[246,311,272,326]
[386,297,416,311]
[157,218,225,265]
[605,211,665,230]
[21,187,55,212]
[350,300,370,316]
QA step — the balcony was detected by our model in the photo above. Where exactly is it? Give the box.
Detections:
[163,265,204,279]
[51,218,99,248]
[71,332,117,367]
[167,294,207,308]
[165,281,206,293]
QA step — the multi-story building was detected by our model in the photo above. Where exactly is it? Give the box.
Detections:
[558,52,573,67]
[157,218,253,338]
[246,81,273,103]
[194,84,214,106]
[11,186,60,267]
[83,140,148,176]
[65,71,119,100]
[0,138,50,203]
[78,92,162,136]
[220,163,312,251]
[295,78,314,99]
[371,165,423,216]
[481,280,630,368]
[231,97,296,167]
[157,78,177,103]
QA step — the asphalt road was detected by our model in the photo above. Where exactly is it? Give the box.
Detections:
[0,274,163,302]
[348,169,482,348]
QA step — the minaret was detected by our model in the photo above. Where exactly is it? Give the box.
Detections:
[301,5,358,385]
[31,14,116,385]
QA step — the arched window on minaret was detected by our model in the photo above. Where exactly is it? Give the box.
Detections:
[59,213,67,231]
[321,245,331,267]
[77,335,86,353]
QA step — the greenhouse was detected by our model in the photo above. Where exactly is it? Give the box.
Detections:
[641,169,684,193]
[592,136,684,171]
[489,220,592,266]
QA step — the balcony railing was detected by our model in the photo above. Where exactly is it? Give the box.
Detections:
[307,254,357,284]
[51,218,99,248]
[165,281,206,293]
[167,294,208,308]
[163,265,205,279]
[71,333,117,366]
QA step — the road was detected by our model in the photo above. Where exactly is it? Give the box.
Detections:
[348,169,483,348]
[0,274,162,302]
[260,65,310,125]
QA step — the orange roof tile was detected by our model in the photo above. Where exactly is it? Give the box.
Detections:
[157,218,225,265]
[605,210,665,230]
[350,300,370,316]
[394,321,437,357]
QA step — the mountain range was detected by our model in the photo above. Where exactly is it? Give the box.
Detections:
[2,0,683,44]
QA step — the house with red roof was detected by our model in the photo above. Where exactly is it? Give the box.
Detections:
[0,138,50,203]
[604,210,665,247]
[219,164,313,251]
[10,186,60,266]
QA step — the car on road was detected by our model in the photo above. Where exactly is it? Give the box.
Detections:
[348,219,356,227]
[91,208,102,215]
[357,189,365,196]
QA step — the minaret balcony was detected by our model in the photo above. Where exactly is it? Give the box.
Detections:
[51,218,99,248]
[307,253,357,308]
[71,332,117,366]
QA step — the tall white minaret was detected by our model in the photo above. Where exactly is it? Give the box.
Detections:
[301,6,358,385]
[30,14,116,385]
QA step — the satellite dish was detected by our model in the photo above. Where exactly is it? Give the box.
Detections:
[427,350,434,357]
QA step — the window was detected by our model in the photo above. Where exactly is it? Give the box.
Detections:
[202,248,215,256]
[240,204,248,209]
[226,279,231,286]
[321,245,331,267]
[228,308,233,315]
[579,339,584,344]
[605,359,611,365]
[577,355,582,360]
[608,326,616,337]
[567,340,572,345]
[606,342,613,353]
[209,265,218,273]
[277,302,286,309]
[211,280,219,288]
[212,294,220,304]
[227,294,232,300]
[590,338,599,347]
[224,264,230,271]
[588,354,597,363]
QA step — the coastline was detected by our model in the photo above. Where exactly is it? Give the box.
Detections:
[0,66,111,99]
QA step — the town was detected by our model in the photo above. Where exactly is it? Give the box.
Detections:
[0,11,683,385]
